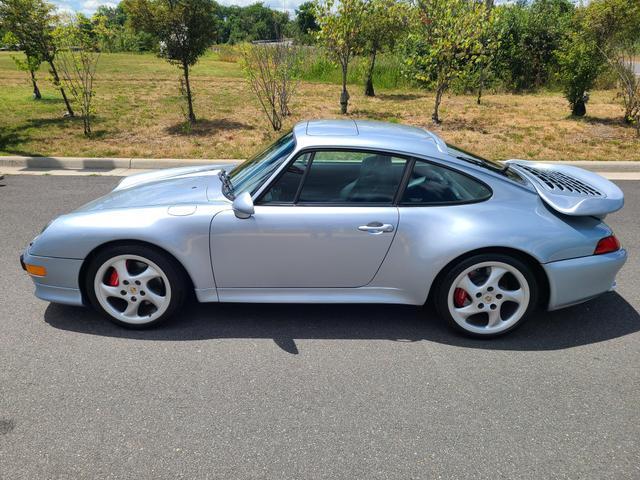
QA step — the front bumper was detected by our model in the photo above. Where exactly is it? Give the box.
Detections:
[21,251,84,306]
[544,249,627,310]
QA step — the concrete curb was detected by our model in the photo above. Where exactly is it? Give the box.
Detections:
[0,156,243,170]
[1,155,640,172]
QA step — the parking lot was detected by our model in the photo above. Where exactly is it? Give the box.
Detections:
[1,174,639,479]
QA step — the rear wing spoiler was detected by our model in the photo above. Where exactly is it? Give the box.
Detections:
[505,160,624,218]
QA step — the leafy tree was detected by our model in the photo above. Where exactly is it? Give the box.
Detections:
[315,0,368,114]
[295,1,318,43]
[53,15,100,135]
[360,0,409,97]
[88,4,157,52]
[0,0,75,115]
[492,0,573,92]
[3,30,42,99]
[241,42,300,130]
[217,3,291,44]
[474,0,496,104]
[95,4,128,27]
[125,0,217,123]
[405,0,491,123]
[555,7,604,117]
[586,0,640,128]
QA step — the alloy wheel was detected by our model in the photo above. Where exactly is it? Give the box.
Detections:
[93,254,172,325]
[446,261,531,335]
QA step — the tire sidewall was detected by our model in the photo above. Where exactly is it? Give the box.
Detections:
[85,244,186,328]
[435,253,539,338]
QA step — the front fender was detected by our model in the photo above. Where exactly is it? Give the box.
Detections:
[30,205,220,291]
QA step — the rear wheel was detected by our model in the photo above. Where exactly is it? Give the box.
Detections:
[85,244,186,328]
[435,254,538,337]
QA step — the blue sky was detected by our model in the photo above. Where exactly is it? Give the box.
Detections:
[52,0,302,17]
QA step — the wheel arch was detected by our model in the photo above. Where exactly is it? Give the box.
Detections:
[78,239,196,304]
[428,246,550,308]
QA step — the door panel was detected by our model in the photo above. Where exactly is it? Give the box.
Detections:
[210,206,399,288]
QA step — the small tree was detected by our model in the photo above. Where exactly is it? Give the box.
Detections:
[0,0,75,115]
[490,0,574,93]
[241,42,300,131]
[315,0,368,114]
[125,0,216,124]
[405,0,491,123]
[556,30,604,117]
[599,58,639,136]
[2,31,42,99]
[360,0,409,97]
[474,0,496,105]
[53,16,100,136]
[586,0,640,129]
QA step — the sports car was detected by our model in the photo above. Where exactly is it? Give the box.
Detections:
[21,119,627,337]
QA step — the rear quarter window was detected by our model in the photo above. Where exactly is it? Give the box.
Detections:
[400,160,492,205]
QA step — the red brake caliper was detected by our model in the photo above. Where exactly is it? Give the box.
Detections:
[107,268,119,287]
[453,288,469,308]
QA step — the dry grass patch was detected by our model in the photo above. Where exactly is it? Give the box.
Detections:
[1,52,638,160]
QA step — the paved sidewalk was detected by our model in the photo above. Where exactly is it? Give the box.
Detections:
[0,156,242,178]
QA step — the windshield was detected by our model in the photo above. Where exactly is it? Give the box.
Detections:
[228,132,295,196]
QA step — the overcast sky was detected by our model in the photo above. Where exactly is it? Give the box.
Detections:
[52,0,300,17]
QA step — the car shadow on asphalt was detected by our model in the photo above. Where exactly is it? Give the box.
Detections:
[44,292,639,354]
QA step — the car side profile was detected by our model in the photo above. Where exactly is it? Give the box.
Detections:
[21,119,627,337]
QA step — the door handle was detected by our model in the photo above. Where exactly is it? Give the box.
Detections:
[358,223,394,234]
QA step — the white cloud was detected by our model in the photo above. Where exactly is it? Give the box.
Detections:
[51,0,118,15]
[51,0,76,14]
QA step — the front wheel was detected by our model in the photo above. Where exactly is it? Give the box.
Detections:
[435,254,539,337]
[85,244,186,328]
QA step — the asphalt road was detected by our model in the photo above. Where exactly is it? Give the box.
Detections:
[1,175,639,479]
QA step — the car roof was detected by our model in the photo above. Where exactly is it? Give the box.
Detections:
[293,119,448,159]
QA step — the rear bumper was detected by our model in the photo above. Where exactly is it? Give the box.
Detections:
[544,249,627,310]
[21,250,84,306]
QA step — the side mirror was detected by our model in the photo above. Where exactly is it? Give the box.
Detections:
[232,192,254,219]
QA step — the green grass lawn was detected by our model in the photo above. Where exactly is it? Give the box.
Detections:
[1,51,638,160]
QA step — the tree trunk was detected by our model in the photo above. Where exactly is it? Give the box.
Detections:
[183,61,196,124]
[623,105,634,124]
[476,0,493,105]
[340,64,350,114]
[48,60,74,117]
[572,96,586,117]
[271,105,282,131]
[30,69,41,100]
[364,49,377,97]
[432,84,445,124]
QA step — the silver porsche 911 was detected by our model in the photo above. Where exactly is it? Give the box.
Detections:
[21,119,627,337]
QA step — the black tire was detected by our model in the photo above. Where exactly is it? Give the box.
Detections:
[434,253,539,338]
[84,243,187,329]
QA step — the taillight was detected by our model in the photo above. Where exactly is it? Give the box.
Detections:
[594,235,621,255]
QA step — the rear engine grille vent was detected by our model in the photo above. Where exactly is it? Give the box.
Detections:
[518,165,603,197]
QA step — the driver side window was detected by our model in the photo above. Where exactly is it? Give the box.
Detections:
[259,153,311,204]
[261,150,407,205]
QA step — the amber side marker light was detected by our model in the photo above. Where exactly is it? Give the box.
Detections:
[25,264,47,277]
[594,235,621,255]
